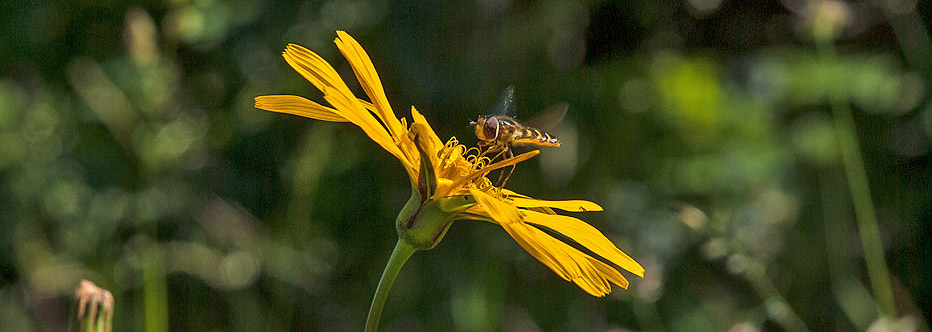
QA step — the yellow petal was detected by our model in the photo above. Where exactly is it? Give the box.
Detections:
[509,197,603,212]
[469,189,575,279]
[396,135,420,179]
[589,256,629,289]
[281,42,416,174]
[522,210,644,277]
[282,45,382,135]
[409,122,440,171]
[321,87,414,172]
[500,189,529,198]
[282,44,354,97]
[469,189,627,296]
[500,218,628,296]
[254,95,348,122]
[468,189,523,225]
[410,107,443,148]
[281,45,381,134]
[397,106,443,178]
[334,31,405,139]
[526,206,558,215]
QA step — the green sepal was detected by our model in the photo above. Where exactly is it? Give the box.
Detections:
[411,130,437,202]
[395,194,477,250]
[437,195,477,212]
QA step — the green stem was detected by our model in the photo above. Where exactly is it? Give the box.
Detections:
[820,167,875,329]
[814,37,897,319]
[742,257,810,332]
[365,240,417,332]
[143,243,168,332]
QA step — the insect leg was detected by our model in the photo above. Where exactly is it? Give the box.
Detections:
[495,148,516,187]
[477,143,503,161]
[499,149,517,188]
[490,148,508,162]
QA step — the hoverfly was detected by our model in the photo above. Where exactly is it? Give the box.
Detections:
[470,86,567,186]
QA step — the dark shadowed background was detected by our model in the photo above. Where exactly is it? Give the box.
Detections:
[1,0,930,331]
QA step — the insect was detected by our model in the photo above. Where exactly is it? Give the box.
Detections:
[470,86,567,185]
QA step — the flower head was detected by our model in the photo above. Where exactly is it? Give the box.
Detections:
[255,31,643,296]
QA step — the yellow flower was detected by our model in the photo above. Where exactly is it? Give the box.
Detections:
[255,31,643,297]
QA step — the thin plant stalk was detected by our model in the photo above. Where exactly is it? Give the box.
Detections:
[740,256,810,332]
[365,240,417,332]
[143,244,168,332]
[820,166,877,329]
[814,35,897,319]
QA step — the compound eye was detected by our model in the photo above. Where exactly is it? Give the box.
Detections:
[483,116,499,140]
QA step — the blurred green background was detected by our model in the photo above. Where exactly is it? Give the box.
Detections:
[1,0,931,331]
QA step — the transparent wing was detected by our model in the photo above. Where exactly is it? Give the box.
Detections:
[525,102,568,130]
[491,86,516,116]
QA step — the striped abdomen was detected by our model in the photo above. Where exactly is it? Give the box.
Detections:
[510,126,560,147]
